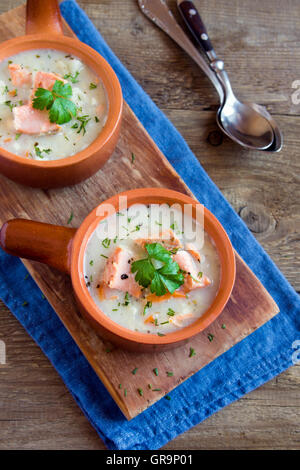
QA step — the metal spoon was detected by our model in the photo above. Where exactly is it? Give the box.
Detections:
[177,0,275,150]
[138,0,282,151]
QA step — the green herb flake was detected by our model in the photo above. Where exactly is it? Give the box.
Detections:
[131,367,138,375]
[138,388,143,397]
[89,82,97,89]
[131,152,135,163]
[148,384,152,389]
[95,116,99,122]
[67,211,74,224]
[167,371,174,377]
[153,368,159,376]
[152,388,161,392]
[157,332,165,337]
[208,333,214,342]
[100,254,108,259]
[143,300,152,315]
[63,71,80,83]
[167,308,175,316]
[102,238,111,249]
[165,395,171,401]
[89,260,94,266]
[15,133,21,141]
[124,388,127,397]
[221,324,226,329]
[118,384,122,389]
[189,347,196,357]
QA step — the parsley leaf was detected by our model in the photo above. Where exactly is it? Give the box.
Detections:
[32,80,77,125]
[131,243,184,296]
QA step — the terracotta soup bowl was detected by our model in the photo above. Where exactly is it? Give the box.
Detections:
[0,188,236,352]
[0,0,123,188]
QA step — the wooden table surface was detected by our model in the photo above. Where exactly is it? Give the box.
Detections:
[0,0,299,450]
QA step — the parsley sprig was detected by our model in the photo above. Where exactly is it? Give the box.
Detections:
[32,80,77,125]
[131,243,184,296]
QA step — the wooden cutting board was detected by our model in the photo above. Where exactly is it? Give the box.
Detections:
[0,5,279,420]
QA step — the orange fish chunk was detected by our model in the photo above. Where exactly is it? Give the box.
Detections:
[102,247,142,298]
[8,63,32,87]
[12,104,60,135]
[135,229,182,250]
[173,250,211,292]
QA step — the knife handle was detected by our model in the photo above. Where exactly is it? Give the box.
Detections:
[177,0,213,52]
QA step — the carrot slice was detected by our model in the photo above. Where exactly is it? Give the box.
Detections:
[144,315,155,324]
[98,284,106,301]
[146,291,186,303]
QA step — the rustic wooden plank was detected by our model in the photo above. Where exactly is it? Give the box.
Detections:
[0,0,299,449]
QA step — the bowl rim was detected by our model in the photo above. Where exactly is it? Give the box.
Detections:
[0,34,123,168]
[70,188,236,346]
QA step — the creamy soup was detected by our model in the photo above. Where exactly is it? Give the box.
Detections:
[0,49,108,160]
[84,204,220,335]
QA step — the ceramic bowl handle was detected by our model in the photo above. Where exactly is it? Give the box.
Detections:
[0,219,76,274]
[26,0,64,35]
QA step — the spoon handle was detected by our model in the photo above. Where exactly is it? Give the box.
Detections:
[177,0,214,54]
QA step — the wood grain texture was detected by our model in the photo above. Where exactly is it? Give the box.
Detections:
[0,0,299,449]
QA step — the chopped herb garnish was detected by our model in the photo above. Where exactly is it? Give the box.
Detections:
[148,384,152,389]
[167,308,175,316]
[102,238,111,249]
[198,272,203,278]
[89,260,94,266]
[221,324,226,329]
[153,368,159,376]
[113,236,118,243]
[124,388,127,397]
[143,300,152,315]
[165,395,171,401]
[189,347,196,357]
[138,388,143,396]
[157,332,165,336]
[75,114,91,135]
[119,383,122,389]
[24,274,29,280]
[132,367,138,375]
[123,291,130,306]
[167,371,174,377]
[152,388,161,392]
[67,211,74,224]
[63,71,80,83]
[131,152,135,163]
[15,133,21,140]
[100,254,108,259]
[32,80,77,124]
[112,308,118,311]
[89,82,97,89]
[208,333,214,342]
[131,243,184,297]
[5,100,15,111]
[95,116,99,122]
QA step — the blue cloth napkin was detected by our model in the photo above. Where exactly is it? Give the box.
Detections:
[0,0,299,450]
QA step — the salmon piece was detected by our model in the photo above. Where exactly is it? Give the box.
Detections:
[12,104,60,135]
[102,247,142,298]
[33,71,67,92]
[185,243,201,263]
[8,63,32,87]
[170,313,194,327]
[173,250,211,292]
[135,229,182,250]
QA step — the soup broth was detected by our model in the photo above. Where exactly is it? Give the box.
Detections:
[0,49,108,160]
[84,204,221,335]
